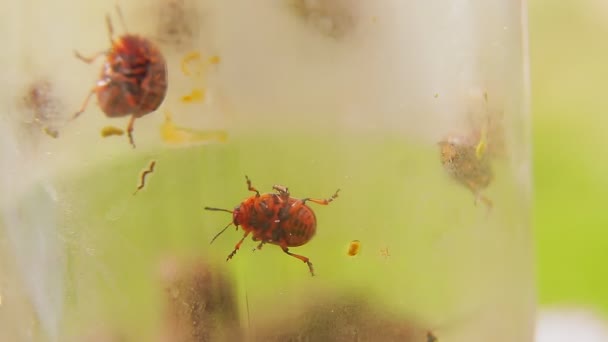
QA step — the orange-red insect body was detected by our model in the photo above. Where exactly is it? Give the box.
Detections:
[74,9,168,148]
[205,176,340,276]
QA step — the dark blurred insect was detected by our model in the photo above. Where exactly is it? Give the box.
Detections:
[205,176,340,276]
[438,133,493,209]
[155,0,200,50]
[427,331,438,342]
[289,0,356,38]
[438,92,502,209]
[73,6,168,148]
[157,257,242,342]
[347,240,361,256]
[20,78,62,138]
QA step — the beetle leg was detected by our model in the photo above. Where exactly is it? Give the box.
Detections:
[74,50,107,64]
[227,231,250,261]
[280,245,314,276]
[473,191,493,212]
[126,115,136,149]
[245,175,260,197]
[301,189,340,206]
[72,88,97,120]
[252,241,265,252]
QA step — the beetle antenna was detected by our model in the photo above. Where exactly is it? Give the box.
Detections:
[105,14,115,45]
[115,4,129,33]
[209,221,233,245]
[204,207,234,214]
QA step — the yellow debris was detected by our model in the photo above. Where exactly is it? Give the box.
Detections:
[208,55,221,65]
[181,51,204,77]
[101,126,125,137]
[161,111,227,145]
[347,240,361,256]
[181,88,205,103]
[43,126,59,138]
[475,123,488,160]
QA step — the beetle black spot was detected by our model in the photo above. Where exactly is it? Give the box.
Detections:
[278,206,290,221]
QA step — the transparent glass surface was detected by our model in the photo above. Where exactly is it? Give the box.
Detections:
[0,1,534,341]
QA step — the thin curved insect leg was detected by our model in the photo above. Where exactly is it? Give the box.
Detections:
[301,189,340,206]
[280,244,314,276]
[252,240,265,252]
[72,88,97,120]
[245,176,260,197]
[126,115,136,148]
[474,193,493,209]
[227,231,250,261]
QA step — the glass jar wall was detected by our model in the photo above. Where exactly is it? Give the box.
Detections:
[0,1,534,341]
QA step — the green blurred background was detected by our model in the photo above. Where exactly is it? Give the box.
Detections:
[530,0,608,314]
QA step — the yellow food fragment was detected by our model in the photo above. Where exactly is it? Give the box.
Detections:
[181,88,205,103]
[101,126,125,137]
[161,111,228,145]
[208,55,221,64]
[43,126,59,138]
[181,51,204,77]
[347,240,361,256]
[475,124,488,160]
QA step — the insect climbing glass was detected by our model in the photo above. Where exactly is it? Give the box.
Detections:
[0,1,534,341]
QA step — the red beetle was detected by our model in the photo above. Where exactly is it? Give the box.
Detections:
[73,7,168,148]
[205,176,340,276]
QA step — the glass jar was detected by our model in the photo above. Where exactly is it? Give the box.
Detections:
[0,1,534,341]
